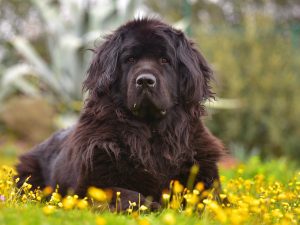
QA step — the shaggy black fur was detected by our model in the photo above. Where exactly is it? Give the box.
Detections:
[16,18,225,210]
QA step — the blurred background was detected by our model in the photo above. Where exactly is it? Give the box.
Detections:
[0,0,299,166]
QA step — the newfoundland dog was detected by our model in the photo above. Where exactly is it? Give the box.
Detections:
[16,18,225,210]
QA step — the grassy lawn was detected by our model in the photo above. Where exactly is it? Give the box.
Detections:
[0,145,299,225]
[0,206,205,225]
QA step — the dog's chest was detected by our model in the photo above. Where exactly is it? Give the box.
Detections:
[119,157,175,199]
[117,127,193,194]
[123,137,183,178]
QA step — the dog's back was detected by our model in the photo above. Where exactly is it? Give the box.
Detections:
[16,127,73,190]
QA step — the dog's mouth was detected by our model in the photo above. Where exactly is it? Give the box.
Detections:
[130,92,167,120]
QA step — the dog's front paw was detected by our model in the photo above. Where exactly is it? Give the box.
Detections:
[109,188,160,212]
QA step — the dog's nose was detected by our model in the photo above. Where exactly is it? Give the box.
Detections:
[136,74,156,88]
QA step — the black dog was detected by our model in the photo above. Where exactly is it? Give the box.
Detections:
[16,18,225,210]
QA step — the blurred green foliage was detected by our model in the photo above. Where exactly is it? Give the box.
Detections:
[197,15,300,161]
[0,0,139,111]
[0,0,139,132]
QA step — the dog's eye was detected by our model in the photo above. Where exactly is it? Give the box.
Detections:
[127,57,136,63]
[160,57,169,64]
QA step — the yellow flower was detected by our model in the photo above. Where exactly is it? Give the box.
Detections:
[43,186,53,196]
[21,194,27,202]
[77,199,88,209]
[197,203,204,210]
[132,212,139,219]
[216,210,227,223]
[195,182,204,192]
[170,199,181,210]
[219,194,227,200]
[162,193,170,201]
[285,213,294,221]
[129,201,137,207]
[278,193,287,200]
[138,218,151,225]
[96,216,106,225]
[263,213,271,223]
[192,189,200,195]
[184,207,193,216]
[62,196,77,210]
[271,209,283,218]
[50,192,61,203]
[43,205,56,215]
[294,207,300,214]
[22,182,32,190]
[173,181,183,193]
[139,205,148,211]
[88,187,107,202]
[230,213,244,225]
[162,212,176,225]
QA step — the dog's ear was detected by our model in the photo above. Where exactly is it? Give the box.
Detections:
[176,33,214,106]
[83,33,122,95]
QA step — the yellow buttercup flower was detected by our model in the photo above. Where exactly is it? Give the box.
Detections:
[62,196,77,210]
[139,205,148,211]
[138,218,151,225]
[42,205,56,215]
[50,192,61,203]
[173,181,183,193]
[162,212,176,225]
[96,216,106,225]
[77,199,88,209]
[162,193,170,201]
[88,187,107,202]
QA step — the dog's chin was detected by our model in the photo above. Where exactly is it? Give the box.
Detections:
[130,96,167,121]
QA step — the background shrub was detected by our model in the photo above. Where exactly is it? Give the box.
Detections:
[196,15,300,160]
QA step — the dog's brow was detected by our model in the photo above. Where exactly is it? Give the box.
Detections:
[121,45,140,55]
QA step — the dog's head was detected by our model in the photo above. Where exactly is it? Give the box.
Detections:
[84,18,214,121]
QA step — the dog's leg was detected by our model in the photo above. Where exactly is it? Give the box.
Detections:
[108,187,161,212]
[72,149,161,212]
[174,161,220,190]
[15,150,45,189]
[75,177,160,212]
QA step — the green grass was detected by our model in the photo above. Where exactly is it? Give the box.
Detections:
[1,205,127,225]
[0,147,299,225]
[0,205,208,225]
[220,156,298,183]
